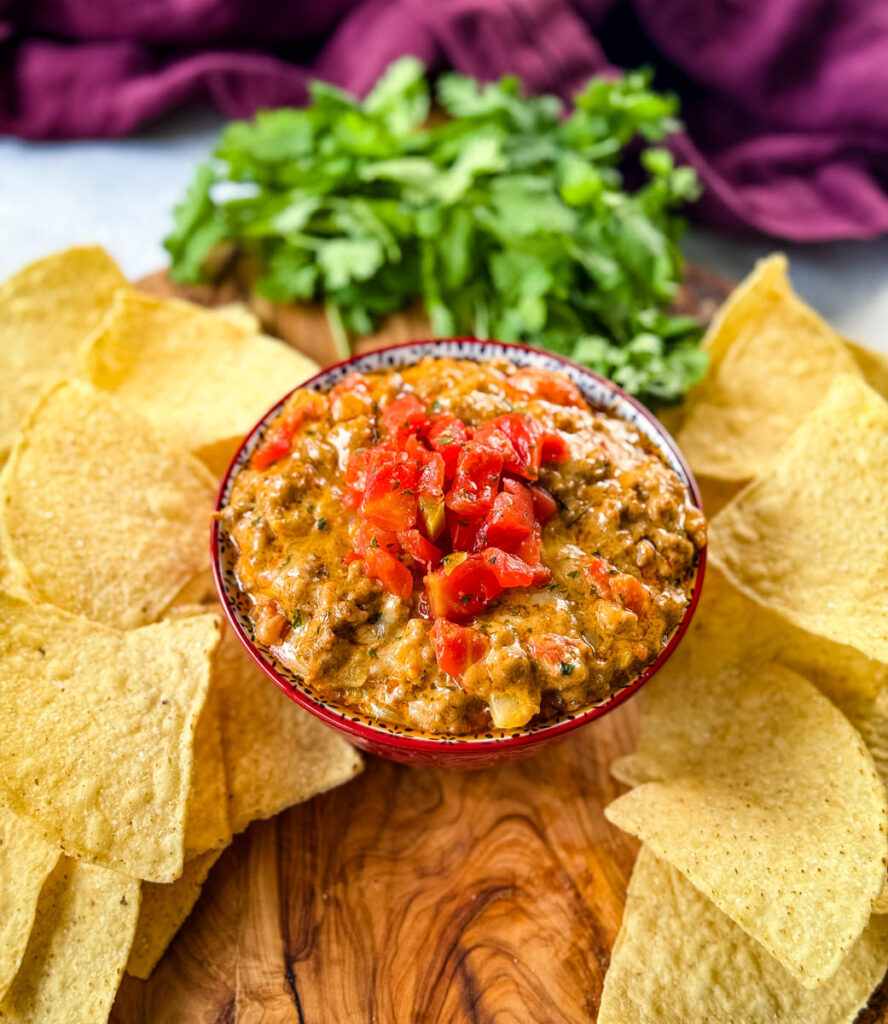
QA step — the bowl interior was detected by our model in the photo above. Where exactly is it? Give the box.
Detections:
[213,339,705,751]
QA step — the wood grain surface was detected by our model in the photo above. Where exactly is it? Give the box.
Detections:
[110,266,888,1023]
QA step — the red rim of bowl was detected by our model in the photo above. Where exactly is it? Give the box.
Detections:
[211,338,707,754]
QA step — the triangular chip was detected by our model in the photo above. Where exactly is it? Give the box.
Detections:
[126,848,223,980]
[215,620,362,834]
[599,847,888,1024]
[676,254,861,482]
[0,858,139,1023]
[0,594,220,881]
[184,687,231,859]
[847,339,888,400]
[0,246,125,463]
[846,689,888,913]
[611,566,887,787]
[606,665,888,986]
[0,380,216,629]
[0,807,60,1002]
[162,604,231,858]
[711,374,888,664]
[84,289,318,474]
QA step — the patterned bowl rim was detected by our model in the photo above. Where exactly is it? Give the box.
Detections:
[212,338,707,752]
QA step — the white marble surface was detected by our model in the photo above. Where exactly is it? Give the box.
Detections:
[2,110,886,352]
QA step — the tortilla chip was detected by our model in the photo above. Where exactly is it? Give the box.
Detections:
[847,339,888,399]
[711,374,888,665]
[160,605,230,858]
[697,475,743,519]
[184,687,231,859]
[214,301,263,334]
[676,254,861,482]
[215,620,362,834]
[606,665,888,986]
[84,289,318,473]
[126,848,223,979]
[0,808,60,1002]
[0,594,220,882]
[0,858,139,1023]
[844,689,888,913]
[0,246,126,463]
[610,565,887,787]
[0,380,216,630]
[598,846,888,1024]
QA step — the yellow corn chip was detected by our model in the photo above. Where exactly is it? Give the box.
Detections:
[0,858,139,1023]
[0,380,216,630]
[598,846,888,1024]
[0,246,126,463]
[676,254,861,482]
[162,604,231,859]
[610,566,887,787]
[711,374,888,664]
[84,289,318,473]
[0,594,220,882]
[606,665,888,987]
[184,688,231,859]
[126,848,223,980]
[213,301,263,334]
[214,620,362,834]
[847,339,888,399]
[0,807,60,1002]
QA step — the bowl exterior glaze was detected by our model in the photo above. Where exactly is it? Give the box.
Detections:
[213,338,706,770]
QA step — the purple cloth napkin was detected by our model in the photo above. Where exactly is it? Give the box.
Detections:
[1,0,886,240]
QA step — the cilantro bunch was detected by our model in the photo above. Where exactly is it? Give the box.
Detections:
[166,58,706,403]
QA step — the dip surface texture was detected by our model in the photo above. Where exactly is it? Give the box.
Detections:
[220,357,705,735]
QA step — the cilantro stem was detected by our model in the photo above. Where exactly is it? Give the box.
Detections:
[325,300,352,362]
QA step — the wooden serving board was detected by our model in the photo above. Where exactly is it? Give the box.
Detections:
[110,267,888,1024]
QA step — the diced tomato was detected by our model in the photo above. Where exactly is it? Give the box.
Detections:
[506,368,585,408]
[252,408,308,471]
[611,574,651,617]
[254,600,289,645]
[398,529,442,572]
[527,633,578,669]
[488,414,544,480]
[427,414,470,478]
[483,479,534,549]
[584,556,649,617]
[446,509,486,553]
[471,421,519,464]
[342,448,371,508]
[382,394,429,444]
[252,426,292,471]
[341,392,568,614]
[541,429,570,464]
[425,548,534,619]
[516,522,541,565]
[330,373,374,420]
[360,452,417,532]
[363,547,413,600]
[430,618,489,683]
[529,484,557,524]
[351,522,400,558]
[445,442,503,517]
[517,524,551,583]
[482,548,535,589]
[416,450,446,496]
[425,555,502,618]
[585,555,616,593]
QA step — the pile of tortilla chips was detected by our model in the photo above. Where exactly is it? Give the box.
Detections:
[0,247,362,1021]
[601,256,888,1023]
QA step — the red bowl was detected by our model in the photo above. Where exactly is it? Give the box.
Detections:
[212,339,706,770]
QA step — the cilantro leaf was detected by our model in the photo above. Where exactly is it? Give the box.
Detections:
[166,58,706,404]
